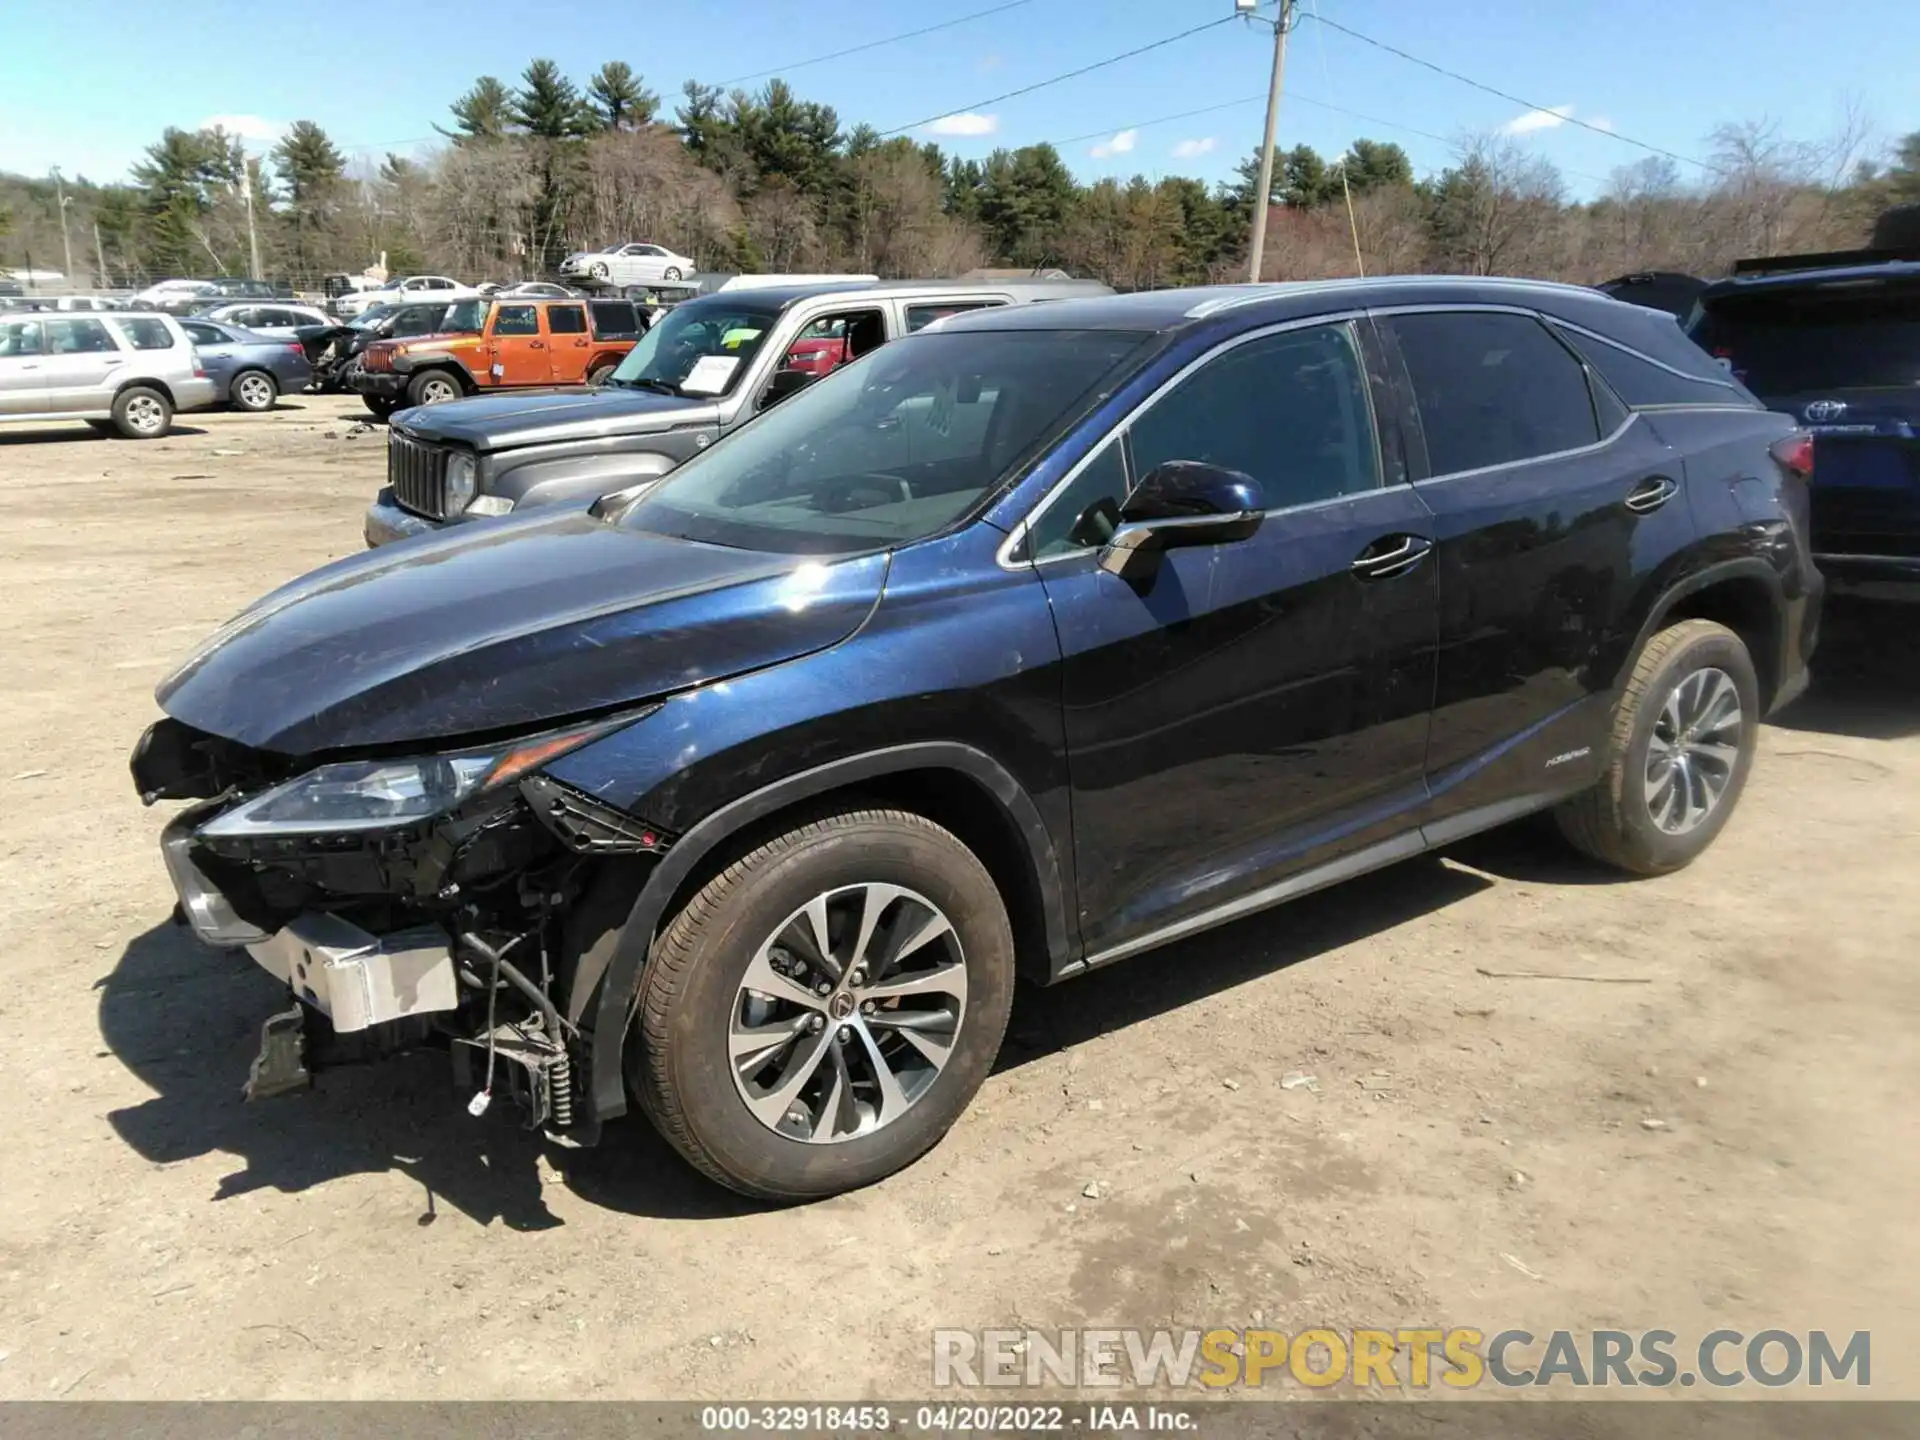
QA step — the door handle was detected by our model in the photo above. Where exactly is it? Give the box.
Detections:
[574,339,588,347]
[1351,534,1433,580]
[102,358,124,366]
[1625,476,1678,514]
[528,341,545,349]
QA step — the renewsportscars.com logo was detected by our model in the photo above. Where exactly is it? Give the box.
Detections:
[931,1328,1871,1391]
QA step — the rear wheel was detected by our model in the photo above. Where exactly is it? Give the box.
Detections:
[1555,619,1759,875]
[663,266,683,281]
[229,368,278,412]
[587,363,616,387]
[633,808,1015,1200]
[406,370,462,407]
[112,386,172,439]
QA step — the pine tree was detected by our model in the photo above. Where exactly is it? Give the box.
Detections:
[442,77,513,143]
[587,62,658,131]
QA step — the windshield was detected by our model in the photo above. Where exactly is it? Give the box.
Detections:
[1693,286,1920,394]
[621,327,1150,555]
[606,298,780,396]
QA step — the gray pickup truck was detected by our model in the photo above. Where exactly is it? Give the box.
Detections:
[364,276,1110,546]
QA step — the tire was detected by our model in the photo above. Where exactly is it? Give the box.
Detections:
[634,807,1016,1201]
[406,370,463,407]
[111,385,172,439]
[229,369,278,413]
[362,395,400,419]
[1555,619,1760,875]
[587,363,616,387]
[590,261,610,281]
[663,266,683,281]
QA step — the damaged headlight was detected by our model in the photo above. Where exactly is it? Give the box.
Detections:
[198,722,625,839]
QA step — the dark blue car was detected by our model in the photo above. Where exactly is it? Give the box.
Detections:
[179,317,313,411]
[132,277,1820,1199]
[1688,245,1920,602]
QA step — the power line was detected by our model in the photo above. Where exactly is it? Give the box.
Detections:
[1304,12,1723,175]
[878,11,1247,138]
[716,1,1036,87]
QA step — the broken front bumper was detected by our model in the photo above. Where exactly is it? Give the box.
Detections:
[160,810,460,1034]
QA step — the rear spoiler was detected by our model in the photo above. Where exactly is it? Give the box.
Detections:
[1731,246,1920,277]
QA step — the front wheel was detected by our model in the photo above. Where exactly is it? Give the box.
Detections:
[1555,618,1760,875]
[590,261,610,281]
[229,368,278,412]
[362,395,400,419]
[406,370,463,407]
[633,808,1015,1200]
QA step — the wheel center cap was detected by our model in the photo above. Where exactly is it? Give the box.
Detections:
[829,992,855,1020]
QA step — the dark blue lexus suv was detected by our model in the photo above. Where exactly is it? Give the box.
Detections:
[132,277,1821,1199]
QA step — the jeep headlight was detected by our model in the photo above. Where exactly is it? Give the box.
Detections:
[444,452,478,513]
[196,720,631,839]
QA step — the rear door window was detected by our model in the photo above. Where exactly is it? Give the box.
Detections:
[0,319,44,356]
[547,304,587,335]
[1385,311,1600,476]
[182,321,225,346]
[1690,288,1920,394]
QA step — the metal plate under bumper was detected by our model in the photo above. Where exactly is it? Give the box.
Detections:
[246,913,460,1033]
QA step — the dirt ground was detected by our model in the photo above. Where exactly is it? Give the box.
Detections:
[0,393,1915,1403]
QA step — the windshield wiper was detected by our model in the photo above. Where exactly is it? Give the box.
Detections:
[614,376,681,397]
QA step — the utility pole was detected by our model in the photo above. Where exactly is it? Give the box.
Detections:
[1240,0,1295,284]
[241,157,263,280]
[49,166,75,284]
[93,220,109,289]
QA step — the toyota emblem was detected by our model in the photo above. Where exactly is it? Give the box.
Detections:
[1804,400,1848,423]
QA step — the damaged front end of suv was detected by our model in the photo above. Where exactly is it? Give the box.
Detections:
[133,710,667,1128]
[128,504,887,1139]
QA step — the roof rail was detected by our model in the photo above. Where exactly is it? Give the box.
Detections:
[1730,245,1920,277]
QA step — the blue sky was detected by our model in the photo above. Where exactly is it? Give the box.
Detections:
[4,0,1914,197]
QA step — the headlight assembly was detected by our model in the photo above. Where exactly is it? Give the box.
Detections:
[444,451,478,513]
[196,720,628,840]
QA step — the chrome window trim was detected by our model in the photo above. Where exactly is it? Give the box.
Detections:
[1546,315,1751,400]
[996,309,1372,571]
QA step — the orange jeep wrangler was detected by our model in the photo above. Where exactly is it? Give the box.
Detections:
[349,295,645,416]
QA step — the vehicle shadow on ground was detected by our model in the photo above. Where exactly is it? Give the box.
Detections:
[1768,598,1920,741]
[992,854,1492,1070]
[98,859,1495,1226]
[98,920,752,1229]
[0,424,209,445]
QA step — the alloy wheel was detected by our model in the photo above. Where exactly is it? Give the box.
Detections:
[235,373,273,410]
[728,882,968,1144]
[1645,666,1743,834]
[124,395,166,435]
[418,377,458,404]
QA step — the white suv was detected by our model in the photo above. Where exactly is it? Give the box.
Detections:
[0,311,217,438]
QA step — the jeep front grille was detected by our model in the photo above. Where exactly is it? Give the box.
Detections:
[388,433,447,518]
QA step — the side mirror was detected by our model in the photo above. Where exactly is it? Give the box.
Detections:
[1098,461,1265,581]
[759,367,816,411]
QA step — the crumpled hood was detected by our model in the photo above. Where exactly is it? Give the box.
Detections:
[396,388,713,452]
[157,508,887,756]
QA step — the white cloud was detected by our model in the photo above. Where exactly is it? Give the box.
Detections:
[1171,136,1218,159]
[1090,128,1138,160]
[197,114,290,145]
[923,112,998,137]
[1501,103,1575,136]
